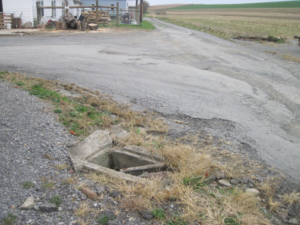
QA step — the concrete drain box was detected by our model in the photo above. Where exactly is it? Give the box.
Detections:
[69,130,166,182]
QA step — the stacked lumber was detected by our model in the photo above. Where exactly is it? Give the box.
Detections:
[81,11,111,25]
[0,13,13,29]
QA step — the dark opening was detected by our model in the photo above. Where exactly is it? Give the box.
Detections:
[0,0,3,13]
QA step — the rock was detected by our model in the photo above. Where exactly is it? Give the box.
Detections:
[80,187,97,200]
[68,169,75,174]
[140,211,153,220]
[289,218,298,224]
[208,174,216,181]
[20,197,34,210]
[241,178,249,184]
[95,184,106,195]
[246,188,260,195]
[279,209,288,220]
[22,22,32,29]
[109,190,123,199]
[39,203,57,212]
[218,179,231,187]
[230,179,239,185]
[104,209,115,219]
[248,183,254,188]
[216,172,224,180]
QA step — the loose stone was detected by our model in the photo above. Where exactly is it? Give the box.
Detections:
[20,197,35,210]
[80,187,97,200]
[140,211,153,220]
[246,188,260,195]
[39,203,58,212]
[218,179,231,187]
[288,218,298,224]
[229,179,239,185]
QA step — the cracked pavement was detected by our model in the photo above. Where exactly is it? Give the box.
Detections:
[0,18,299,182]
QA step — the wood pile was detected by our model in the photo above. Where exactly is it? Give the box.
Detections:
[0,13,13,29]
[81,11,111,25]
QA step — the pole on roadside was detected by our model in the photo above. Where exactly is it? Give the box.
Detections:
[140,0,143,24]
[36,2,40,25]
[116,2,119,26]
[96,0,99,24]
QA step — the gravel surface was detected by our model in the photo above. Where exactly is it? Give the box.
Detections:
[0,81,156,225]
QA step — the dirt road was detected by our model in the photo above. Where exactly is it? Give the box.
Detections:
[0,18,299,182]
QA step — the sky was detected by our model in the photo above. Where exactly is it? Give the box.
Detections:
[142,0,294,6]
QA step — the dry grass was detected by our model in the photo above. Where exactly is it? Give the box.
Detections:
[282,54,300,63]
[282,191,300,206]
[54,163,69,170]
[267,197,281,212]
[149,8,300,39]
[75,202,93,218]
[62,176,78,185]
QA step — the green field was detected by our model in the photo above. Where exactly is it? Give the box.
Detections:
[170,1,300,10]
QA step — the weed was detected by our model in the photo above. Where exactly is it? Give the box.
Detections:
[267,35,285,43]
[224,217,239,225]
[16,82,25,86]
[151,208,166,219]
[166,216,188,225]
[98,215,115,224]
[49,195,62,208]
[2,213,17,225]
[54,109,62,113]
[22,181,35,189]
[183,176,206,189]
[42,182,54,189]
[30,84,61,102]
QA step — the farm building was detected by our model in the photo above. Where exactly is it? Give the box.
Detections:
[0,0,83,27]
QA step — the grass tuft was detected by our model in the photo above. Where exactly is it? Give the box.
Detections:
[1,213,17,225]
[49,195,62,208]
[22,181,35,189]
[151,208,166,219]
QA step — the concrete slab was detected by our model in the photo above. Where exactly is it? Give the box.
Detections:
[69,130,112,171]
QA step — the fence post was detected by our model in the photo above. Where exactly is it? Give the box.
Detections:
[0,13,3,29]
[140,0,143,24]
[116,2,119,26]
[36,2,40,25]
[96,0,98,25]
[66,0,69,14]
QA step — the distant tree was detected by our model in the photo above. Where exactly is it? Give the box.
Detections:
[143,1,150,14]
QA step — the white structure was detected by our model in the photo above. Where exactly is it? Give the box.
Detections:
[2,0,34,26]
[1,0,82,26]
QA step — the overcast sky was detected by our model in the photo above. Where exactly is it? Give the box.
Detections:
[140,0,294,6]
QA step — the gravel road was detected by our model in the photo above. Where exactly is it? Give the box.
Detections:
[0,18,299,182]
